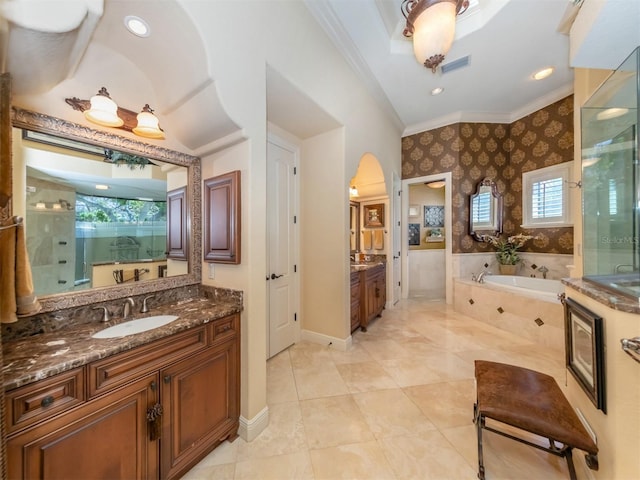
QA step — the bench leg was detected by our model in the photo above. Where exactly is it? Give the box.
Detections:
[565,448,577,480]
[475,406,486,480]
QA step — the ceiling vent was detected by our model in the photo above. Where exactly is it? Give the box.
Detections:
[441,55,471,74]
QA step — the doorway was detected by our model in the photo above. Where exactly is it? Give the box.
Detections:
[266,135,299,358]
[401,172,453,304]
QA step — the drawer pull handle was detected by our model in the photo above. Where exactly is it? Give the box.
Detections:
[218,324,231,333]
[41,395,55,408]
[147,403,163,441]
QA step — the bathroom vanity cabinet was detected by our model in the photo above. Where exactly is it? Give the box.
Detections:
[5,313,240,480]
[350,263,386,332]
[361,263,386,331]
[350,270,361,332]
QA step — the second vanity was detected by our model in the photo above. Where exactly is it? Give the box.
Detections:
[2,287,242,480]
[350,262,386,332]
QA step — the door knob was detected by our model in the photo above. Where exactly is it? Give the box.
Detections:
[271,273,284,280]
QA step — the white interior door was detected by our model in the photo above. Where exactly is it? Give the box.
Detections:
[392,173,401,304]
[267,138,298,358]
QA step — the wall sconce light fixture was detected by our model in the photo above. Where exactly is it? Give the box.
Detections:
[402,0,469,73]
[349,186,359,197]
[66,87,165,140]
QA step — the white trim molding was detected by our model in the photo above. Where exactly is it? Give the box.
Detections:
[239,406,269,442]
[300,329,352,352]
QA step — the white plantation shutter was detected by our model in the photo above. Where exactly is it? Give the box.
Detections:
[531,177,563,219]
[472,191,492,226]
[522,163,573,227]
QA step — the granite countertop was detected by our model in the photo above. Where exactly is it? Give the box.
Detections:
[2,297,242,391]
[350,262,384,272]
[562,278,640,315]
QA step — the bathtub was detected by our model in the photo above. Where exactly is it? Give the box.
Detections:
[483,275,563,303]
[454,276,565,353]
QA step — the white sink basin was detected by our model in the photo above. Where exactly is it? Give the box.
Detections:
[92,315,179,339]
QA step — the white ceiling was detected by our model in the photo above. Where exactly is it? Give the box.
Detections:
[305,0,576,136]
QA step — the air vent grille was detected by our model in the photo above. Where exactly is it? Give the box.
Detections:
[441,55,470,74]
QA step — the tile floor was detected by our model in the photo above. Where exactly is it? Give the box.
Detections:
[182,299,577,480]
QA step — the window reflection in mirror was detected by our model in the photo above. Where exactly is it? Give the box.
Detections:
[14,128,187,296]
[469,178,502,240]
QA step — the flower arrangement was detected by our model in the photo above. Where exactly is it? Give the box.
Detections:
[483,233,534,265]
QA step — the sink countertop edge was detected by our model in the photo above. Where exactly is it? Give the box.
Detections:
[2,300,242,391]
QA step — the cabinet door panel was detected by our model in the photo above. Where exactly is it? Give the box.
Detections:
[161,341,239,479]
[8,375,158,480]
[167,186,188,260]
[204,171,241,264]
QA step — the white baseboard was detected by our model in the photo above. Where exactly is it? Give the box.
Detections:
[300,329,352,351]
[238,406,269,442]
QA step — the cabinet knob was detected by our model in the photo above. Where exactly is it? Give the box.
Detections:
[163,375,171,384]
[150,381,157,391]
[41,395,55,408]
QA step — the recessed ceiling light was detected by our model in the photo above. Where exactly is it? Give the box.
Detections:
[124,15,150,37]
[533,67,554,80]
[431,87,444,96]
[596,107,629,120]
[95,184,109,190]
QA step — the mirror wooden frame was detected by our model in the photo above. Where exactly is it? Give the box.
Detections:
[10,107,202,313]
[469,177,503,241]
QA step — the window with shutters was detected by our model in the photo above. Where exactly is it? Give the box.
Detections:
[522,162,573,228]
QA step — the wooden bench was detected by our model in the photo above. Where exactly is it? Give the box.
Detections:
[473,361,598,480]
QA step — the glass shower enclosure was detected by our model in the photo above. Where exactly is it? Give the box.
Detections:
[581,47,640,300]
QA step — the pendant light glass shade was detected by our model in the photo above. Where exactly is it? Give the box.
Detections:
[132,104,165,139]
[83,87,123,127]
[412,2,457,72]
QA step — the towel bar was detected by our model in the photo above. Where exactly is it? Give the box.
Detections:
[0,215,23,231]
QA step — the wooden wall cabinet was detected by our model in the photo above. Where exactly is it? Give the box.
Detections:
[166,186,188,260]
[204,171,241,264]
[6,314,240,480]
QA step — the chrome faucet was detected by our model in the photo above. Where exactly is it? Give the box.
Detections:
[537,265,549,279]
[92,306,111,323]
[477,271,491,284]
[122,297,135,319]
[140,295,154,314]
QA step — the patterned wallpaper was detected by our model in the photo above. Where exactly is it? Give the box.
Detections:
[401,95,574,255]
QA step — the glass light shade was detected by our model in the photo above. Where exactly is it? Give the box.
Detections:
[426,180,446,189]
[412,2,457,71]
[84,91,123,127]
[133,106,165,139]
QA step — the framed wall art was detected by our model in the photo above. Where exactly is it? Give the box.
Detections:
[424,205,444,228]
[564,297,606,413]
[408,223,420,245]
[363,203,384,228]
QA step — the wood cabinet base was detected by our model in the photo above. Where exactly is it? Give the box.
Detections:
[6,314,240,480]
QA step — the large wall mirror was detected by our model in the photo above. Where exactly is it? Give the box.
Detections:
[469,177,503,241]
[10,107,201,313]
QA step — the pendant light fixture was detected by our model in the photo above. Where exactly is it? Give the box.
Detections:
[402,0,469,73]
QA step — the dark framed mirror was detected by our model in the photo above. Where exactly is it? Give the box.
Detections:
[469,177,503,241]
[10,107,202,313]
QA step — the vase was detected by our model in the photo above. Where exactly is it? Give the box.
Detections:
[499,264,518,275]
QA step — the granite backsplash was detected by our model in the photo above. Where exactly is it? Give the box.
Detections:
[2,284,243,342]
